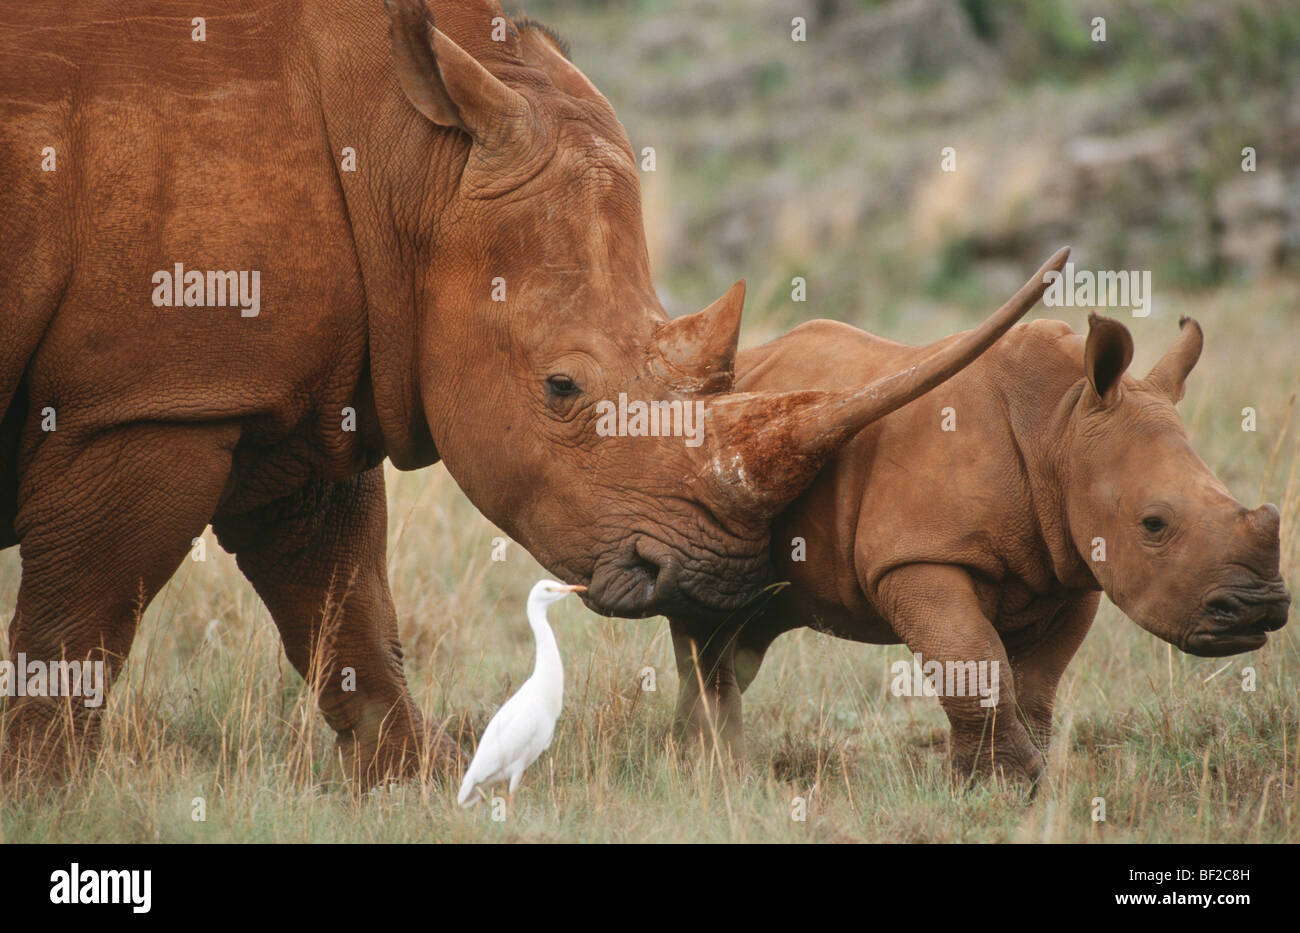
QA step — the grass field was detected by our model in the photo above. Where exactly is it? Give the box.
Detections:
[2,278,1296,844]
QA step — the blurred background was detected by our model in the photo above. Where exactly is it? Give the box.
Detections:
[528,0,1299,334]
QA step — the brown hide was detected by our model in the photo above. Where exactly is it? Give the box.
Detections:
[669,312,1290,781]
[741,315,1290,654]
[0,0,1047,782]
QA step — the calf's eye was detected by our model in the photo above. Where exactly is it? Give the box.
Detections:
[1141,516,1167,534]
[546,375,580,398]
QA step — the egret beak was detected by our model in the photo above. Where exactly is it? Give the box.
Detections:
[559,585,588,593]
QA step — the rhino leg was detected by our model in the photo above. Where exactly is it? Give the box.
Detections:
[876,564,1045,788]
[1008,592,1099,751]
[0,384,25,551]
[1,423,237,785]
[733,621,778,696]
[213,467,457,789]
[670,620,744,758]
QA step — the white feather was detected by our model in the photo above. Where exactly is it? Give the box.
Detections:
[457,580,577,806]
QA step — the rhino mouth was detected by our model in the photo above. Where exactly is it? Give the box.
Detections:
[1183,586,1291,657]
[584,534,765,618]
[585,537,678,618]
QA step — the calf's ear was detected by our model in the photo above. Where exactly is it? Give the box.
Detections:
[1145,317,1203,403]
[1083,313,1133,404]
[386,0,529,145]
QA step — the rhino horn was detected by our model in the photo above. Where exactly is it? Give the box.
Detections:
[1145,316,1203,402]
[648,280,746,393]
[707,246,1070,518]
[386,0,530,146]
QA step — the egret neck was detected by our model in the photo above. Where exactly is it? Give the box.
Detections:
[526,593,565,717]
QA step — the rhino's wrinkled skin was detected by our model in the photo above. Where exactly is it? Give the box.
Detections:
[0,0,1053,787]
[670,314,1291,784]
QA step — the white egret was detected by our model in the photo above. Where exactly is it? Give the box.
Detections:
[457,579,585,807]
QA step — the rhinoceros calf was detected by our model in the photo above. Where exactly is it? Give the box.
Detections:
[670,313,1291,784]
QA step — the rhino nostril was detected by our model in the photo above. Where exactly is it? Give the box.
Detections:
[1206,596,1238,621]
[629,552,660,581]
[629,536,681,591]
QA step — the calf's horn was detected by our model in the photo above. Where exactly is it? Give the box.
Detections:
[707,246,1070,518]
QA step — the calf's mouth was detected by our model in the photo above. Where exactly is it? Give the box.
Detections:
[1182,583,1291,657]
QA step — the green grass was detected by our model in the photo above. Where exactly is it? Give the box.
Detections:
[1,279,1296,843]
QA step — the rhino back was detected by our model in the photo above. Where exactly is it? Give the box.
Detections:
[1,2,371,435]
[739,318,1084,633]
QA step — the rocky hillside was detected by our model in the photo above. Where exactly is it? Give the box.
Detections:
[523,0,1299,330]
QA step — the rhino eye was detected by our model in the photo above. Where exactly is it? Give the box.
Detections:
[546,375,580,398]
[1141,516,1168,534]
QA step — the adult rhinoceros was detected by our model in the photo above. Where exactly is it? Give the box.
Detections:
[0,0,1053,786]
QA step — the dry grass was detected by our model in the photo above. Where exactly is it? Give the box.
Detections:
[0,278,1296,843]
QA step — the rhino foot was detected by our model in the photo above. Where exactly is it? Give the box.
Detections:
[948,726,1046,792]
[330,716,463,794]
[0,696,103,794]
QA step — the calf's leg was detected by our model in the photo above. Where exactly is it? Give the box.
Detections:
[213,467,457,788]
[1008,592,1098,751]
[670,611,782,760]
[875,564,1044,786]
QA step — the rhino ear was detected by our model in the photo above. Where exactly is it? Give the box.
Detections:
[1145,316,1203,403]
[1083,313,1133,404]
[385,0,529,144]
[648,280,746,393]
[515,21,604,102]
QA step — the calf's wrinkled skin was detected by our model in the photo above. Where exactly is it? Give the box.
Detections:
[0,0,1054,788]
[671,313,1291,786]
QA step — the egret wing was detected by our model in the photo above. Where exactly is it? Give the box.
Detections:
[460,682,551,799]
